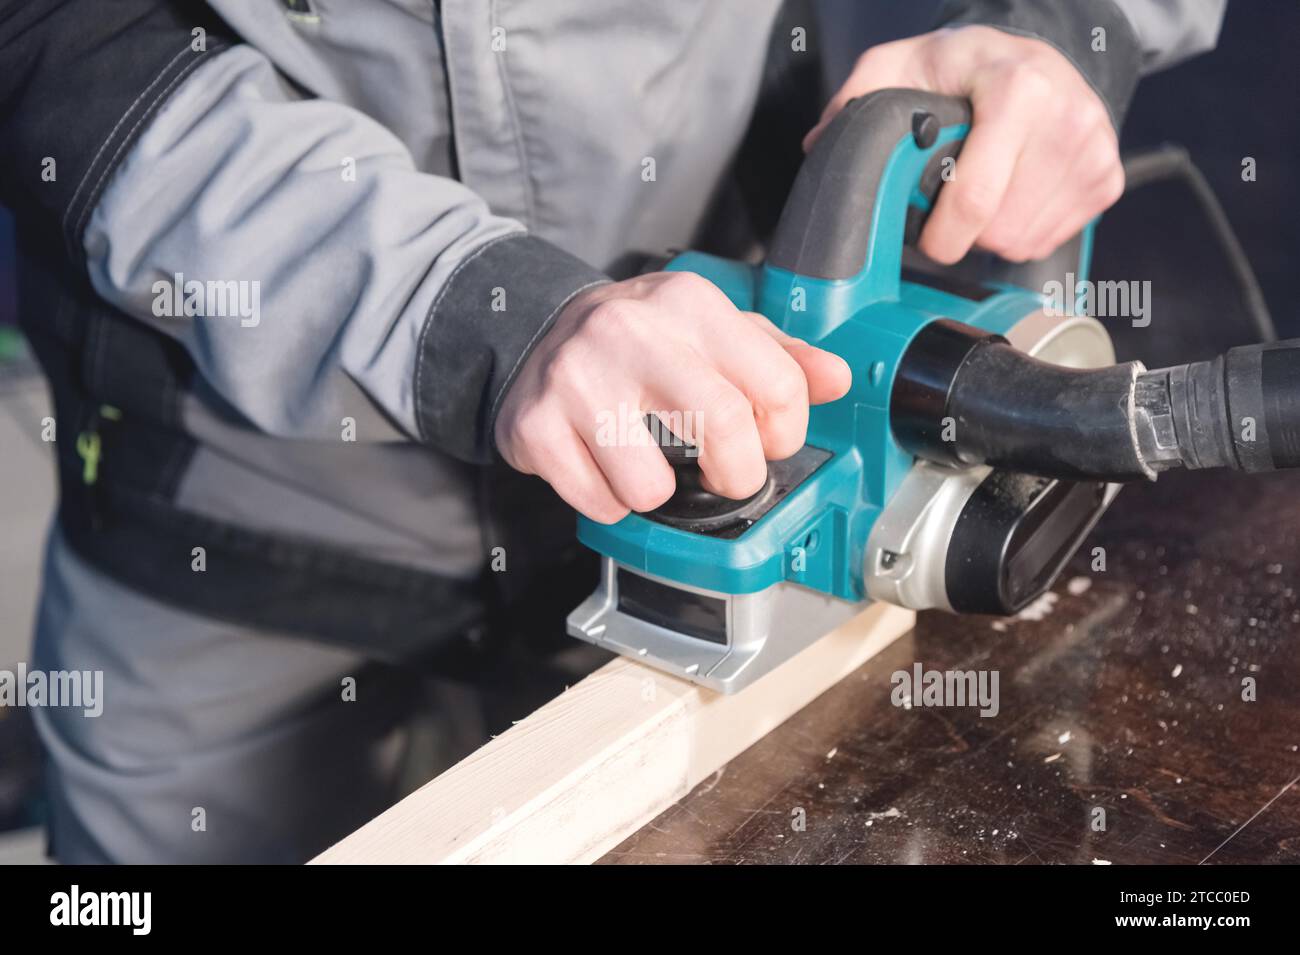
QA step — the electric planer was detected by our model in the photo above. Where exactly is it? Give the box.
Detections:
[567,89,1300,693]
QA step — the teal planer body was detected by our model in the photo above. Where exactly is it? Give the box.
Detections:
[567,90,1120,693]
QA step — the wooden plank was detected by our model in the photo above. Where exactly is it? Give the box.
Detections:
[312,602,915,865]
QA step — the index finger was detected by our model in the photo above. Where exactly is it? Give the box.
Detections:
[917,70,1045,264]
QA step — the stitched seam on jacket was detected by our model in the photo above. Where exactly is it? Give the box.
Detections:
[70,50,216,259]
[62,45,193,253]
[489,0,537,229]
[412,231,523,444]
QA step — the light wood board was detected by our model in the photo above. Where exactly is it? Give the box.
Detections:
[312,602,915,864]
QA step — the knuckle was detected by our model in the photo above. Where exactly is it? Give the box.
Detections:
[589,299,644,340]
[1097,166,1126,207]
[515,406,562,457]
[624,468,676,513]
[725,464,769,499]
[1082,138,1120,179]
[508,402,544,440]
[953,180,1001,225]
[978,222,1019,256]
[703,390,754,442]
[761,365,807,414]
[767,428,805,461]
[1079,99,1112,133]
[1006,62,1053,101]
[1001,244,1036,264]
[539,342,590,392]
[665,269,709,293]
[661,270,718,305]
[919,232,963,265]
[853,45,887,74]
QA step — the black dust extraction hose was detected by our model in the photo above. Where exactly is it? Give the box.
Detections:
[1133,339,1300,473]
[891,319,1300,481]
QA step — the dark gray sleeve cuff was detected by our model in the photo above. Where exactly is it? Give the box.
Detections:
[414,233,609,463]
[935,0,1144,128]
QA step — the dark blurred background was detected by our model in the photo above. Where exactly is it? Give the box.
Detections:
[1111,0,1299,341]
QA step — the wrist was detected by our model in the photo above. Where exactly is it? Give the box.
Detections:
[413,232,609,464]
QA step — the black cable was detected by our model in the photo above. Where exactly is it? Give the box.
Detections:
[1121,145,1278,344]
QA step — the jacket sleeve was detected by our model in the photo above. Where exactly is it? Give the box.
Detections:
[0,1,608,463]
[934,0,1227,128]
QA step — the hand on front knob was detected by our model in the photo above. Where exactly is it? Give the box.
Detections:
[494,271,851,523]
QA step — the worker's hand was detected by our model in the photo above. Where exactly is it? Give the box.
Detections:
[805,26,1124,265]
[494,272,852,524]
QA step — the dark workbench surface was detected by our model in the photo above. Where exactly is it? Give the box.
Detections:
[601,469,1300,864]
